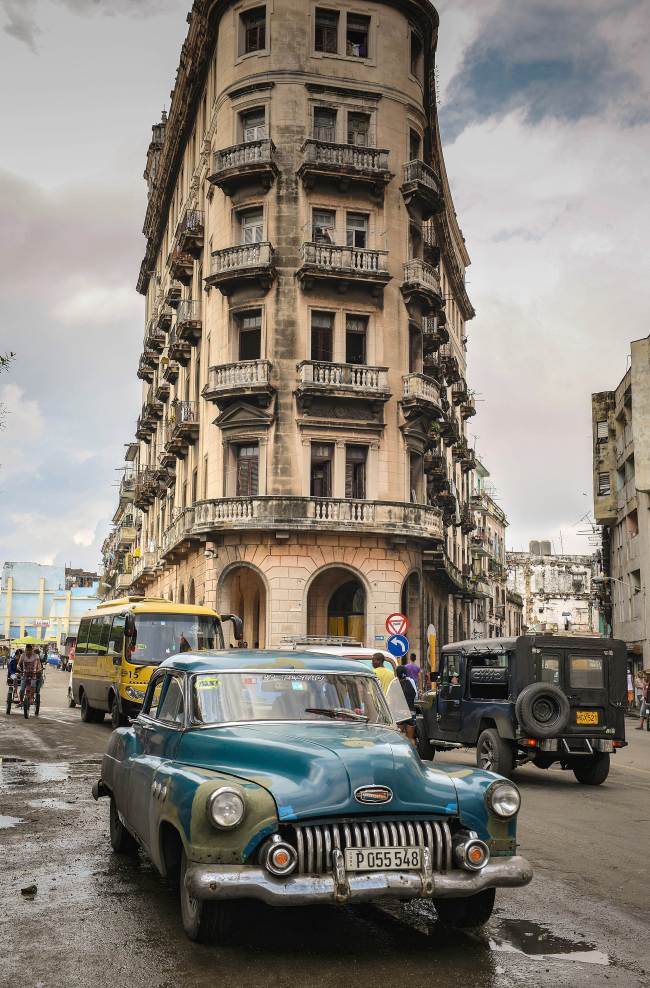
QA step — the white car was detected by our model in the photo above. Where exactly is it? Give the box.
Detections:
[67,663,76,708]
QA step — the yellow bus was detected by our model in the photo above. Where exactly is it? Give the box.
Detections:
[71,597,242,727]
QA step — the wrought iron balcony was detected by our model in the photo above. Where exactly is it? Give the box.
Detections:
[119,469,136,502]
[401,373,443,420]
[175,299,202,344]
[298,140,392,196]
[135,415,154,442]
[208,139,279,195]
[155,378,171,404]
[451,378,469,406]
[175,208,204,257]
[438,409,460,447]
[297,243,390,293]
[439,343,461,384]
[159,497,444,560]
[297,361,390,400]
[164,283,182,309]
[168,326,192,367]
[422,315,449,353]
[460,503,476,534]
[169,248,194,286]
[143,385,164,423]
[461,395,476,420]
[162,358,180,383]
[165,400,199,458]
[423,547,476,595]
[137,350,157,383]
[156,304,173,332]
[401,258,443,315]
[145,319,166,353]
[203,359,274,407]
[400,159,443,219]
[133,469,158,509]
[205,242,275,296]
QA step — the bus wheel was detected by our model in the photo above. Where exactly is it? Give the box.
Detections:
[110,696,126,730]
[80,691,103,724]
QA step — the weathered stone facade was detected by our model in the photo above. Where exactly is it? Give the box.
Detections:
[103,0,483,662]
[507,548,600,636]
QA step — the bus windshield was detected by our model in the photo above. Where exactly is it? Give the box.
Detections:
[130,613,223,665]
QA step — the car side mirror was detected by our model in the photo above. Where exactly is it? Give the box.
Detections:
[112,654,121,666]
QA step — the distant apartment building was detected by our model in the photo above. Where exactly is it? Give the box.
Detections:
[101,0,498,662]
[507,544,599,636]
[469,460,522,638]
[592,334,650,674]
[1,561,100,643]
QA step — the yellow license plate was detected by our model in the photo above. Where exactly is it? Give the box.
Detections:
[576,710,599,725]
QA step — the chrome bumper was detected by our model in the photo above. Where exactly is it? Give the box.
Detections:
[185,854,532,907]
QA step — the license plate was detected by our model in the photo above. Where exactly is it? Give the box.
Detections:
[576,710,599,725]
[344,847,421,871]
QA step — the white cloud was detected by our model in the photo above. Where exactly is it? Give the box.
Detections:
[52,282,141,326]
[73,528,95,547]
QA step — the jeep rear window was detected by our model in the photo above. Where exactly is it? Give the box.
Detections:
[540,655,560,684]
[569,656,604,690]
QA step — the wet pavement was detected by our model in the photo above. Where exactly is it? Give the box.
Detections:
[1,673,649,988]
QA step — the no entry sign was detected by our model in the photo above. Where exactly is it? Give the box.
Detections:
[385,612,409,636]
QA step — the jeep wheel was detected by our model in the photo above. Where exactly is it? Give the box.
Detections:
[109,796,139,854]
[515,683,570,738]
[477,728,514,777]
[180,850,234,943]
[434,888,496,929]
[572,753,610,786]
[416,725,436,761]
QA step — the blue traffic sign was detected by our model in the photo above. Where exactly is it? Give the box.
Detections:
[386,634,410,658]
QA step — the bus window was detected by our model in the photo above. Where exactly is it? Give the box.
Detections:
[108,616,126,661]
[99,617,111,654]
[131,613,223,665]
[76,618,91,655]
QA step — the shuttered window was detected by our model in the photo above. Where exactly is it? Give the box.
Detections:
[240,6,266,54]
[241,107,266,143]
[596,420,608,442]
[347,112,370,146]
[311,311,334,361]
[598,472,611,496]
[315,8,339,53]
[313,107,337,143]
[236,445,259,496]
[311,443,333,497]
[345,314,367,364]
[345,445,367,499]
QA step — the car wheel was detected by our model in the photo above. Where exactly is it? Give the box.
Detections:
[434,888,496,929]
[109,797,139,854]
[110,695,123,730]
[572,753,610,786]
[6,690,12,715]
[416,724,436,761]
[180,850,231,943]
[515,683,570,738]
[476,728,514,777]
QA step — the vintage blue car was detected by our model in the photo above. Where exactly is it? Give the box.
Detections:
[93,652,532,942]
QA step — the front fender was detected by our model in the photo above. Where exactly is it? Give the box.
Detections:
[441,766,518,855]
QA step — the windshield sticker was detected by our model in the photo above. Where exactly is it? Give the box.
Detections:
[196,676,221,689]
[263,674,325,682]
[135,644,147,651]
[291,681,306,691]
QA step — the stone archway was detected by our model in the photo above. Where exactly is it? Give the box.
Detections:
[306,566,367,642]
[219,563,267,648]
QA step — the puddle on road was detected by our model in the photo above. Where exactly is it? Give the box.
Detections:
[0,760,70,791]
[0,814,23,829]
[28,798,75,810]
[490,919,609,966]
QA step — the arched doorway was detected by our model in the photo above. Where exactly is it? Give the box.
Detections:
[219,565,267,648]
[179,585,185,605]
[307,567,366,642]
[400,571,421,661]
[188,580,196,605]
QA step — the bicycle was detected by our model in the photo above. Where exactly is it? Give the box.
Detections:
[22,676,40,719]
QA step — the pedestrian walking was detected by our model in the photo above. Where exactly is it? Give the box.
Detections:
[396,666,417,741]
[634,672,644,709]
[402,652,422,690]
[637,673,650,730]
[372,652,394,695]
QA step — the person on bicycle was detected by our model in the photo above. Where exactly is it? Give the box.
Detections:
[18,645,42,703]
[7,648,22,683]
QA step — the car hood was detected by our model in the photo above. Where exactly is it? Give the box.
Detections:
[177,723,459,820]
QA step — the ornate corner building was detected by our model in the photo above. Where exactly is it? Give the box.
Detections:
[103,0,486,656]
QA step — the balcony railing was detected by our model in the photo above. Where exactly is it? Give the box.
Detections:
[175,208,204,257]
[168,326,192,367]
[132,550,158,582]
[208,139,279,194]
[401,160,443,219]
[402,373,441,404]
[203,359,273,405]
[160,497,444,558]
[206,242,275,294]
[298,243,390,290]
[401,259,443,313]
[169,248,194,286]
[137,351,156,382]
[299,140,391,191]
[145,319,166,352]
[176,299,202,343]
[298,361,389,395]
[116,572,133,591]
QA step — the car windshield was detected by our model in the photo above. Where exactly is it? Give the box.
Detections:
[130,614,223,666]
[191,671,392,725]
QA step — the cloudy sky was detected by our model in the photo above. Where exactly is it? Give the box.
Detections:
[0,0,649,573]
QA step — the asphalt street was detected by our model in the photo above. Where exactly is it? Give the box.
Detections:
[1,672,649,988]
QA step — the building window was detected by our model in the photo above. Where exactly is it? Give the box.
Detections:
[410,30,423,81]
[313,106,337,142]
[240,107,266,142]
[346,212,368,248]
[346,13,370,57]
[240,6,266,55]
[596,420,608,443]
[237,309,262,360]
[410,451,423,503]
[315,8,339,53]
[311,443,333,497]
[191,468,198,504]
[239,207,264,244]
[347,112,370,146]
[313,208,336,243]
[345,445,367,499]
[345,315,367,364]
[236,444,259,496]
[598,472,611,496]
[311,311,334,362]
[409,128,421,161]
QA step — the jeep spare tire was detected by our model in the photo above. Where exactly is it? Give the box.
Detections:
[515,682,570,738]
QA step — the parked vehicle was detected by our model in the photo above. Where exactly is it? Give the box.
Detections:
[67,664,76,708]
[93,651,532,943]
[72,596,242,728]
[417,635,627,785]
[47,652,61,669]
[279,636,397,671]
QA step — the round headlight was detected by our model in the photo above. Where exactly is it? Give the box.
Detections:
[486,781,521,818]
[207,787,246,830]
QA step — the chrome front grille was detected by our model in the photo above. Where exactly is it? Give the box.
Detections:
[284,819,453,875]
